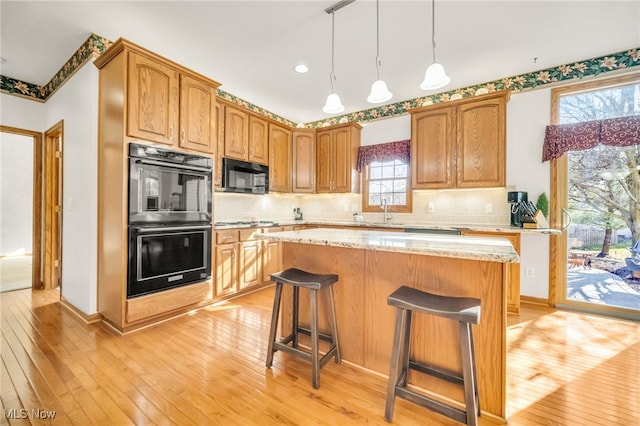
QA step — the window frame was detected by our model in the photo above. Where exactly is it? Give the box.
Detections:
[361,158,413,213]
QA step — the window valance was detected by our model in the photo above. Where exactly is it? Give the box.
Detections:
[542,115,640,162]
[356,140,411,172]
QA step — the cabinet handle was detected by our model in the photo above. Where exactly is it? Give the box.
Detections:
[169,127,174,141]
[232,248,236,260]
[181,129,185,143]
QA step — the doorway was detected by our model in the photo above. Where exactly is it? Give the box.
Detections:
[550,73,640,320]
[0,125,42,292]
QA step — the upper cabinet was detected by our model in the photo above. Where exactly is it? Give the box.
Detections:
[292,129,316,193]
[126,50,218,154]
[268,124,292,192]
[223,104,269,165]
[316,122,362,193]
[410,90,510,189]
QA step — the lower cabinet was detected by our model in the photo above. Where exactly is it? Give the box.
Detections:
[462,230,521,314]
[214,226,292,298]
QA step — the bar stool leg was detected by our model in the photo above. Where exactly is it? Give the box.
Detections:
[399,309,413,388]
[266,282,283,368]
[292,286,300,348]
[469,327,480,415]
[385,307,408,422]
[310,288,320,389]
[327,285,342,363]
[460,322,478,426]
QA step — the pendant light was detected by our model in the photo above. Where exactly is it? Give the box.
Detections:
[322,9,345,114]
[420,0,450,90]
[367,0,392,104]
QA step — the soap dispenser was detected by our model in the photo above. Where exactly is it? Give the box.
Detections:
[294,207,303,221]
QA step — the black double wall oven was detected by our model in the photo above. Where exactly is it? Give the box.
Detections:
[127,143,212,298]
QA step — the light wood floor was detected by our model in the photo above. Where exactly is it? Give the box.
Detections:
[1,286,639,426]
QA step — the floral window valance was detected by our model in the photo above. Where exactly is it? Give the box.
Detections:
[356,140,411,172]
[542,115,640,162]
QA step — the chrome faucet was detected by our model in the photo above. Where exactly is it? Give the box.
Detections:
[380,198,392,224]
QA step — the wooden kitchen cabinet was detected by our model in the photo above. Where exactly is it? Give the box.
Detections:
[316,122,362,193]
[223,104,269,165]
[410,90,509,189]
[215,230,239,297]
[127,50,218,154]
[261,226,293,282]
[238,229,263,289]
[214,228,267,297]
[94,38,220,332]
[292,129,316,193]
[214,102,225,188]
[269,124,291,192]
[462,230,521,313]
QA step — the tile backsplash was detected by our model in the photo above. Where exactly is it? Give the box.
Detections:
[214,187,516,226]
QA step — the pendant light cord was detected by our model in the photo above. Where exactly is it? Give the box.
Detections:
[330,10,336,92]
[375,0,381,80]
[431,0,437,63]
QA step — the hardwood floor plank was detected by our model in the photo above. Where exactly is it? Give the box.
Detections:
[1,288,639,426]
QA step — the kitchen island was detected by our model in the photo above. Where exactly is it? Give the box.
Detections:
[258,228,519,424]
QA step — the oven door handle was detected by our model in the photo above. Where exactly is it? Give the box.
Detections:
[135,158,212,173]
[135,225,212,233]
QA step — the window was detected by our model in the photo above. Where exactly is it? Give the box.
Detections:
[362,159,412,213]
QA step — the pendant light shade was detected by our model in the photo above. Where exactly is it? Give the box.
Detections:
[367,79,393,103]
[420,63,451,90]
[368,0,392,104]
[421,0,450,91]
[323,93,345,114]
[322,9,345,114]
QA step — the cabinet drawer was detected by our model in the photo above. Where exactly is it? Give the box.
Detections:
[240,228,262,241]
[216,230,239,244]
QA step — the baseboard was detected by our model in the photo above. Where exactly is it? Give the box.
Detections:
[60,296,103,324]
[520,295,551,307]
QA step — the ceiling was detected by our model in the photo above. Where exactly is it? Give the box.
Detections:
[1,1,639,125]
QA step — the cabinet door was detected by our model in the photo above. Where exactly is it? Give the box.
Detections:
[128,52,179,145]
[238,241,262,289]
[456,97,506,188]
[315,130,333,193]
[215,243,237,297]
[248,116,269,165]
[268,124,291,192]
[262,240,282,282]
[214,103,225,188]
[179,74,216,153]
[411,107,455,189]
[224,106,249,160]
[292,129,316,193]
[333,127,352,193]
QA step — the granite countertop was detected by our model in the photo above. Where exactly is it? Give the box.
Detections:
[214,219,561,235]
[256,228,520,263]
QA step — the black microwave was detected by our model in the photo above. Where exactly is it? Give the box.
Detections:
[222,157,269,194]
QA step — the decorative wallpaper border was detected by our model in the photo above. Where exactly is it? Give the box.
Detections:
[305,47,640,128]
[0,33,112,102]
[216,89,296,127]
[1,32,638,130]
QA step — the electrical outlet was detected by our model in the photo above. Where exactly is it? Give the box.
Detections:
[485,203,494,214]
[525,267,534,277]
[427,202,435,213]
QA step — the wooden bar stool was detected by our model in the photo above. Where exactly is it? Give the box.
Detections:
[384,286,481,426]
[265,268,341,389]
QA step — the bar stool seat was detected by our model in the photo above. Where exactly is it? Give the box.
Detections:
[384,286,481,426]
[266,268,341,389]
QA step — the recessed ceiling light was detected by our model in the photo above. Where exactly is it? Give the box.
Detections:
[294,64,309,73]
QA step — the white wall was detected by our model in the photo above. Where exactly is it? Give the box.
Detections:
[44,62,99,314]
[0,132,33,256]
[0,93,45,130]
